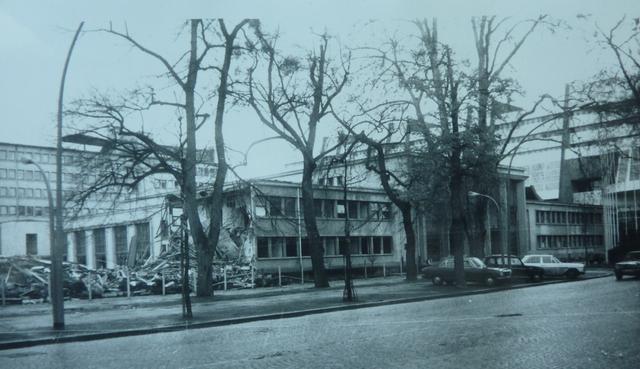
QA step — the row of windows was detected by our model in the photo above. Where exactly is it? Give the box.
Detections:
[535,210,602,225]
[0,205,50,216]
[257,236,393,259]
[537,235,604,249]
[255,196,392,220]
[0,186,74,199]
[0,168,80,183]
[318,175,344,187]
[0,150,80,165]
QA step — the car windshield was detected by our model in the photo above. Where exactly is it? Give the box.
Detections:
[551,257,561,263]
[625,252,640,261]
[468,257,485,268]
[523,256,538,263]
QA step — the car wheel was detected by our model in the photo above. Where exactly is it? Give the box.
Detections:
[432,276,443,286]
[566,269,579,279]
[615,272,622,281]
[484,276,496,287]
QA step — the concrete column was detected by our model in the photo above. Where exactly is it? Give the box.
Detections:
[515,180,528,256]
[66,232,77,263]
[105,227,116,269]
[499,179,509,256]
[85,229,96,270]
[149,216,162,260]
[127,224,136,262]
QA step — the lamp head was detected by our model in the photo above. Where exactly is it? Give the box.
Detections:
[21,158,34,165]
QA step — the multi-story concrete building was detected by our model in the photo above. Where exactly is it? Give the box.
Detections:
[496,99,638,260]
[0,140,215,271]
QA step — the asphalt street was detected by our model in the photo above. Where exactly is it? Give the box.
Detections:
[0,276,638,369]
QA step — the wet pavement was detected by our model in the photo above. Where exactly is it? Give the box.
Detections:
[0,270,612,351]
[0,273,637,369]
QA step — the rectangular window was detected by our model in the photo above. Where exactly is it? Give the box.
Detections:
[25,170,33,180]
[0,187,6,197]
[301,237,310,256]
[26,206,34,216]
[268,197,282,216]
[348,201,359,219]
[8,206,16,215]
[17,206,26,216]
[17,188,25,198]
[257,238,269,258]
[337,200,346,218]
[283,197,296,217]
[0,206,6,215]
[34,207,43,216]
[338,237,348,255]
[285,237,298,257]
[381,203,391,219]
[7,151,14,160]
[324,237,338,255]
[323,199,335,218]
[373,237,382,254]
[26,188,34,198]
[8,187,15,197]
[359,202,369,219]
[0,150,5,160]
[350,237,360,255]
[6,169,14,179]
[271,238,284,258]
[360,236,370,254]
[383,236,392,254]
[93,228,106,269]
[0,168,5,178]
[26,233,38,255]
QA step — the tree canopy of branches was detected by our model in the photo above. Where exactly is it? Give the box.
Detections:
[67,19,251,297]
[246,28,349,288]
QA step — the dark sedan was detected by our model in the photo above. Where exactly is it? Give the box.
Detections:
[614,251,640,280]
[421,257,511,286]
[484,255,545,282]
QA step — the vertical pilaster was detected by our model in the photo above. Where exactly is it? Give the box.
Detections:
[105,227,116,269]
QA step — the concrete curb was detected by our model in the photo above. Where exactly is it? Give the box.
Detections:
[0,272,612,351]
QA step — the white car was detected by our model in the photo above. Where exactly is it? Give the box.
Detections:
[521,254,585,279]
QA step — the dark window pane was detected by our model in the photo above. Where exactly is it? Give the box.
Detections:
[284,198,296,217]
[383,236,392,254]
[257,238,269,258]
[286,237,298,257]
[360,237,369,254]
[26,233,37,255]
[348,201,359,219]
[268,197,282,216]
[271,238,284,257]
[338,237,348,255]
[350,237,360,254]
[373,237,382,254]
[323,200,335,218]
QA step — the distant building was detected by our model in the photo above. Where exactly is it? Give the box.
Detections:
[496,99,639,259]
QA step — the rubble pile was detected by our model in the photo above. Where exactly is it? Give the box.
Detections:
[1,253,257,305]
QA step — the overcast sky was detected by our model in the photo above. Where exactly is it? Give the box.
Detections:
[1,0,638,178]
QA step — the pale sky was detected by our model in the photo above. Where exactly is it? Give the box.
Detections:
[0,0,638,178]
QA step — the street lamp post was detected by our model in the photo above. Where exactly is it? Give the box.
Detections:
[22,158,63,327]
[468,191,507,264]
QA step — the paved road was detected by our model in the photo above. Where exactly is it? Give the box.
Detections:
[1,276,638,369]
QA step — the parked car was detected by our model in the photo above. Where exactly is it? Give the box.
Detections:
[484,255,545,282]
[521,254,585,279]
[421,257,511,286]
[614,251,640,280]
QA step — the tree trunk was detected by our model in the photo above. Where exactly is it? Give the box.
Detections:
[450,164,466,288]
[301,157,329,287]
[400,204,418,281]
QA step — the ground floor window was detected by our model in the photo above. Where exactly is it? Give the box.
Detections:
[256,235,394,259]
[26,233,37,255]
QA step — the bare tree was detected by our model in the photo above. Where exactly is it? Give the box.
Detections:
[67,19,251,297]
[247,29,349,288]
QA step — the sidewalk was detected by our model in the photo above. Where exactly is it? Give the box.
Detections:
[0,269,612,350]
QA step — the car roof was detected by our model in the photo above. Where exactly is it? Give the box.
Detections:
[486,255,519,258]
[523,254,553,257]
